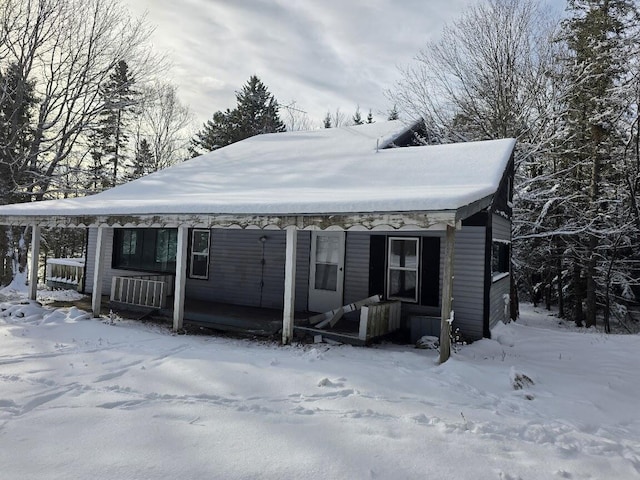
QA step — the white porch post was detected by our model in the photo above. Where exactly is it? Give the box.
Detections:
[28,224,41,301]
[439,224,456,364]
[91,226,107,317]
[173,225,189,331]
[282,226,297,345]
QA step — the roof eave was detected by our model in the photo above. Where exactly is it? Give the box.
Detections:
[0,210,459,231]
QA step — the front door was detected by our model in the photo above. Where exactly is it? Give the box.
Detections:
[308,231,345,313]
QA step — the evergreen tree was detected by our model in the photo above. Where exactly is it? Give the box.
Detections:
[95,60,138,187]
[323,111,332,128]
[352,106,364,125]
[191,75,285,155]
[367,109,374,124]
[0,62,37,204]
[557,0,637,327]
[127,139,155,181]
[0,63,37,285]
[387,105,399,121]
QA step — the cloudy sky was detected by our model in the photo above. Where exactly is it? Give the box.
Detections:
[123,0,479,127]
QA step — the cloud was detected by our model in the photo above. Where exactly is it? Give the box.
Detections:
[123,0,478,125]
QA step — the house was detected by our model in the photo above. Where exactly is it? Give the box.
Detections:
[0,120,515,357]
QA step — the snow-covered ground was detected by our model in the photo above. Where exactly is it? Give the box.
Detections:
[0,290,638,480]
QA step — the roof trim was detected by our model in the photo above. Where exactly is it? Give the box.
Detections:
[0,210,459,231]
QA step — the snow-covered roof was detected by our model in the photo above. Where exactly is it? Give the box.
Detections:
[0,121,514,221]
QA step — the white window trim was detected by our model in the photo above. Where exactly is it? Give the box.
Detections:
[386,236,419,303]
[189,229,210,280]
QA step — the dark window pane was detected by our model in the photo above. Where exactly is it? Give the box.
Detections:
[191,255,208,278]
[315,264,337,291]
[192,230,209,253]
[390,239,417,268]
[156,229,177,263]
[113,228,177,274]
[389,270,417,301]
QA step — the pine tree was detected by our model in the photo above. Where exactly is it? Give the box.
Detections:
[96,60,138,187]
[367,109,374,124]
[352,106,364,125]
[387,105,399,121]
[558,0,637,327]
[191,75,285,155]
[127,139,155,180]
[323,111,332,128]
[0,62,37,204]
[0,63,37,285]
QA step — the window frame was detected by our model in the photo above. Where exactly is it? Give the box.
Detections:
[189,229,211,280]
[386,236,420,303]
[112,228,177,274]
[491,241,510,281]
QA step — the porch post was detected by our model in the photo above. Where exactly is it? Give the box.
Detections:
[173,225,189,331]
[439,224,456,364]
[28,224,41,301]
[282,226,297,345]
[91,226,107,317]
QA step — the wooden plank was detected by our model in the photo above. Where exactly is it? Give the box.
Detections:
[173,225,189,331]
[310,294,381,327]
[28,225,40,301]
[358,306,369,341]
[91,226,107,317]
[295,326,366,346]
[282,227,297,345]
[439,224,456,364]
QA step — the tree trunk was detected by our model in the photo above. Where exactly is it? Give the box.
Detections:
[573,262,584,327]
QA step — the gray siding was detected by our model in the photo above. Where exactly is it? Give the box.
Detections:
[344,232,370,304]
[85,225,489,339]
[451,226,487,340]
[492,213,511,241]
[173,229,310,311]
[187,229,288,309]
[86,227,311,312]
[489,213,512,328]
[489,276,510,328]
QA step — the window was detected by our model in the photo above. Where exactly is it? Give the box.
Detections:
[190,229,210,279]
[113,229,177,273]
[314,234,340,291]
[387,237,419,302]
[492,241,510,277]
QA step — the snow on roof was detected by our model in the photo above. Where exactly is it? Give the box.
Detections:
[0,121,515,218]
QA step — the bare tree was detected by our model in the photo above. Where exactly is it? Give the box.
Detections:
[0,0,163,281]
[131,82,193,175]
[391,0,559,144]
[282,101,314,131]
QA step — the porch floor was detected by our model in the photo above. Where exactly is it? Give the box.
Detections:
[52,295,379,345]
[171,299,364,343]
[155,298,366,343]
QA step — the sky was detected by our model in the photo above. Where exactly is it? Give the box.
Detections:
[121,0,480,128]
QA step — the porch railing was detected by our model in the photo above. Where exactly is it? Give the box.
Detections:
[46,258,85,291]
[110,275,174,309]
[358,301,402,341]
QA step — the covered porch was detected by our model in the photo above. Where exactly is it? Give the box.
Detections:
[15,210,458,359]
